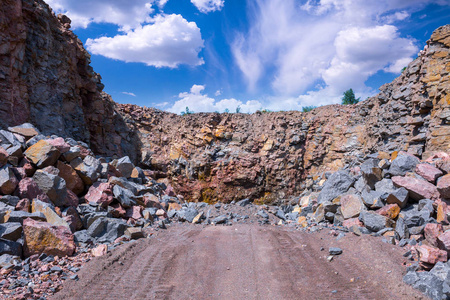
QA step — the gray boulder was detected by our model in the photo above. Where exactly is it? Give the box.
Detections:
[0,223,22,241]
[178,208,199,223]
[212,215,228,224]
[113,185,137,208]
[7,211,46,224]
[389,154,420,176]
[317,171,355,204]
[0,238,22,257]
[361,159,382,189]
[33,170,67,206]
[386,187,409,208]
[359,210,392,232]
[113,156,134,178]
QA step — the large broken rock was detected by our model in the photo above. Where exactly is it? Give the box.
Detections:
[340,194,365,219]
[392,176,440,201]
[389,153,420,176]
[57,161,84,195]
[23,218,75,257]
[17,177,51,203]
[24,140,60,168]
[317,171,355,204]
[0,166,18,195]
[85,182,114,208]
[437,174,450,199]
[31,199,70,229]
[33,170,67,206]
[112,156,135,178]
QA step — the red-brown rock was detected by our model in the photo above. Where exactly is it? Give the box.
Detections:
[424,223,444,247]
[57,161,84,195]
[415,163,443,183]
[0,147,8,167]
[111,203,127,218]
[392,176,440,200]
[416,245,447,265]
[144,194,162,208]
[84,182,113,208]
[437,231,450,252]
[65,189,79,207]
[22,218,75,257]
[437,174,450,199]
[19,157,35,177]
[62,207,83,232]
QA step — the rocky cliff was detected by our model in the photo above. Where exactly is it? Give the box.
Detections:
[1,0,449,204]
[0,0,139,160]
[117,25,450,203]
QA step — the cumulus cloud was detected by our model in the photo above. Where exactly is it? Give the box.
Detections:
[44,0,155,31]
[85,14,204,68]
[168,85,262,114]
[191,0,225,13]
[232,0,435,104]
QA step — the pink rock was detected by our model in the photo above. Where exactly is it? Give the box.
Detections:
[19,157,35,177]
[65,189,79,207]
[392,176,440,201]
[425,152,450,163]
[144,193,162,208]
[437,174,450,199]
[340,194,364,219]
[342,217,363,228]
[15,198,30,212]
[164,184,176,197]
[415,163,443,183]
[437,231,450,252]
[416,245,447,265]
[18,178,51,203]
[91,244,108,257]
[46,138,70,154]
[424,223,444,247]
[23,218,75,257]
[84,182,113,208]
[125,206,142,220]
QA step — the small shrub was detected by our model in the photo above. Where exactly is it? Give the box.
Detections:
[302,106,317,112]
[181,106,194,115]
[341,88,360,105]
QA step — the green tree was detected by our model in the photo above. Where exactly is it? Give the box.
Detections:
[302,106,317,112]
[341,88,360,105]
[235,106,241,113]
[181,106,194,115]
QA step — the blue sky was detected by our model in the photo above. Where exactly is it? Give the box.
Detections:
[44,0,450,113]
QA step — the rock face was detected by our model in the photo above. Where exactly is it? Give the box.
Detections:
[1,0,450,204]
[0,0,139,160]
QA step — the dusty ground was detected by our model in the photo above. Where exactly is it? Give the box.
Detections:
[52,224,424,300]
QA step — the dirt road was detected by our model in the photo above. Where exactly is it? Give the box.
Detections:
[53,224,423,300]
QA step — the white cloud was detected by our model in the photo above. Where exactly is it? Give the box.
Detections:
[168,85,262,114]
[44,0,155,31]
[232,0,436,106]
[215,89,222,96]
[191,0,225,13]
[157,0,169,8]
[122,92,137,97]
[85,14,204,68]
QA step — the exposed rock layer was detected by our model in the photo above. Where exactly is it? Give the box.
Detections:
[0,0,139,160]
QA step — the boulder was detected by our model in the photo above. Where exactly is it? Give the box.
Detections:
[1,195,20,207]
[317,171,355,204]
[392,176,440,201]
[56,161,84,195]
[125,206,142,220]
[15,198,30,212]
[70,156,101,185]
[85,182,114,208]
[0,223,22,241]
[63,146,81,162]
[23,218,75,257]
[415,163,443,183]
[109,176,139,195]
[31,199,70,229]
[112,156,134,178]
[125,227,145,240]
[46,137,70,153]
[24,140,60,168]
[62,206,83,232]
[376,204,400,219]
[17,177,51,203]
[389,153,420,176]
[8,123,39,139]
[0,166,18,195]
[0,239,22,257]
[0,147,8,167]
[424,223,444,247]
[110,203,126,219]
[361,190,384,209]
[113,185,137,208]
[340,194,365,219]
[395,217,409,240]
[6,211,46,224]
[360,159,383,189]
[33,170,67,206]
[359,210,393,232]
[437,231,450,253]
[416,245,447,265]
[87,218,127,244]
[386,187,409,208]
[437,174,450,199]
[179,208,199,223]
[91,244,108,257]
[342,217,363,228]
